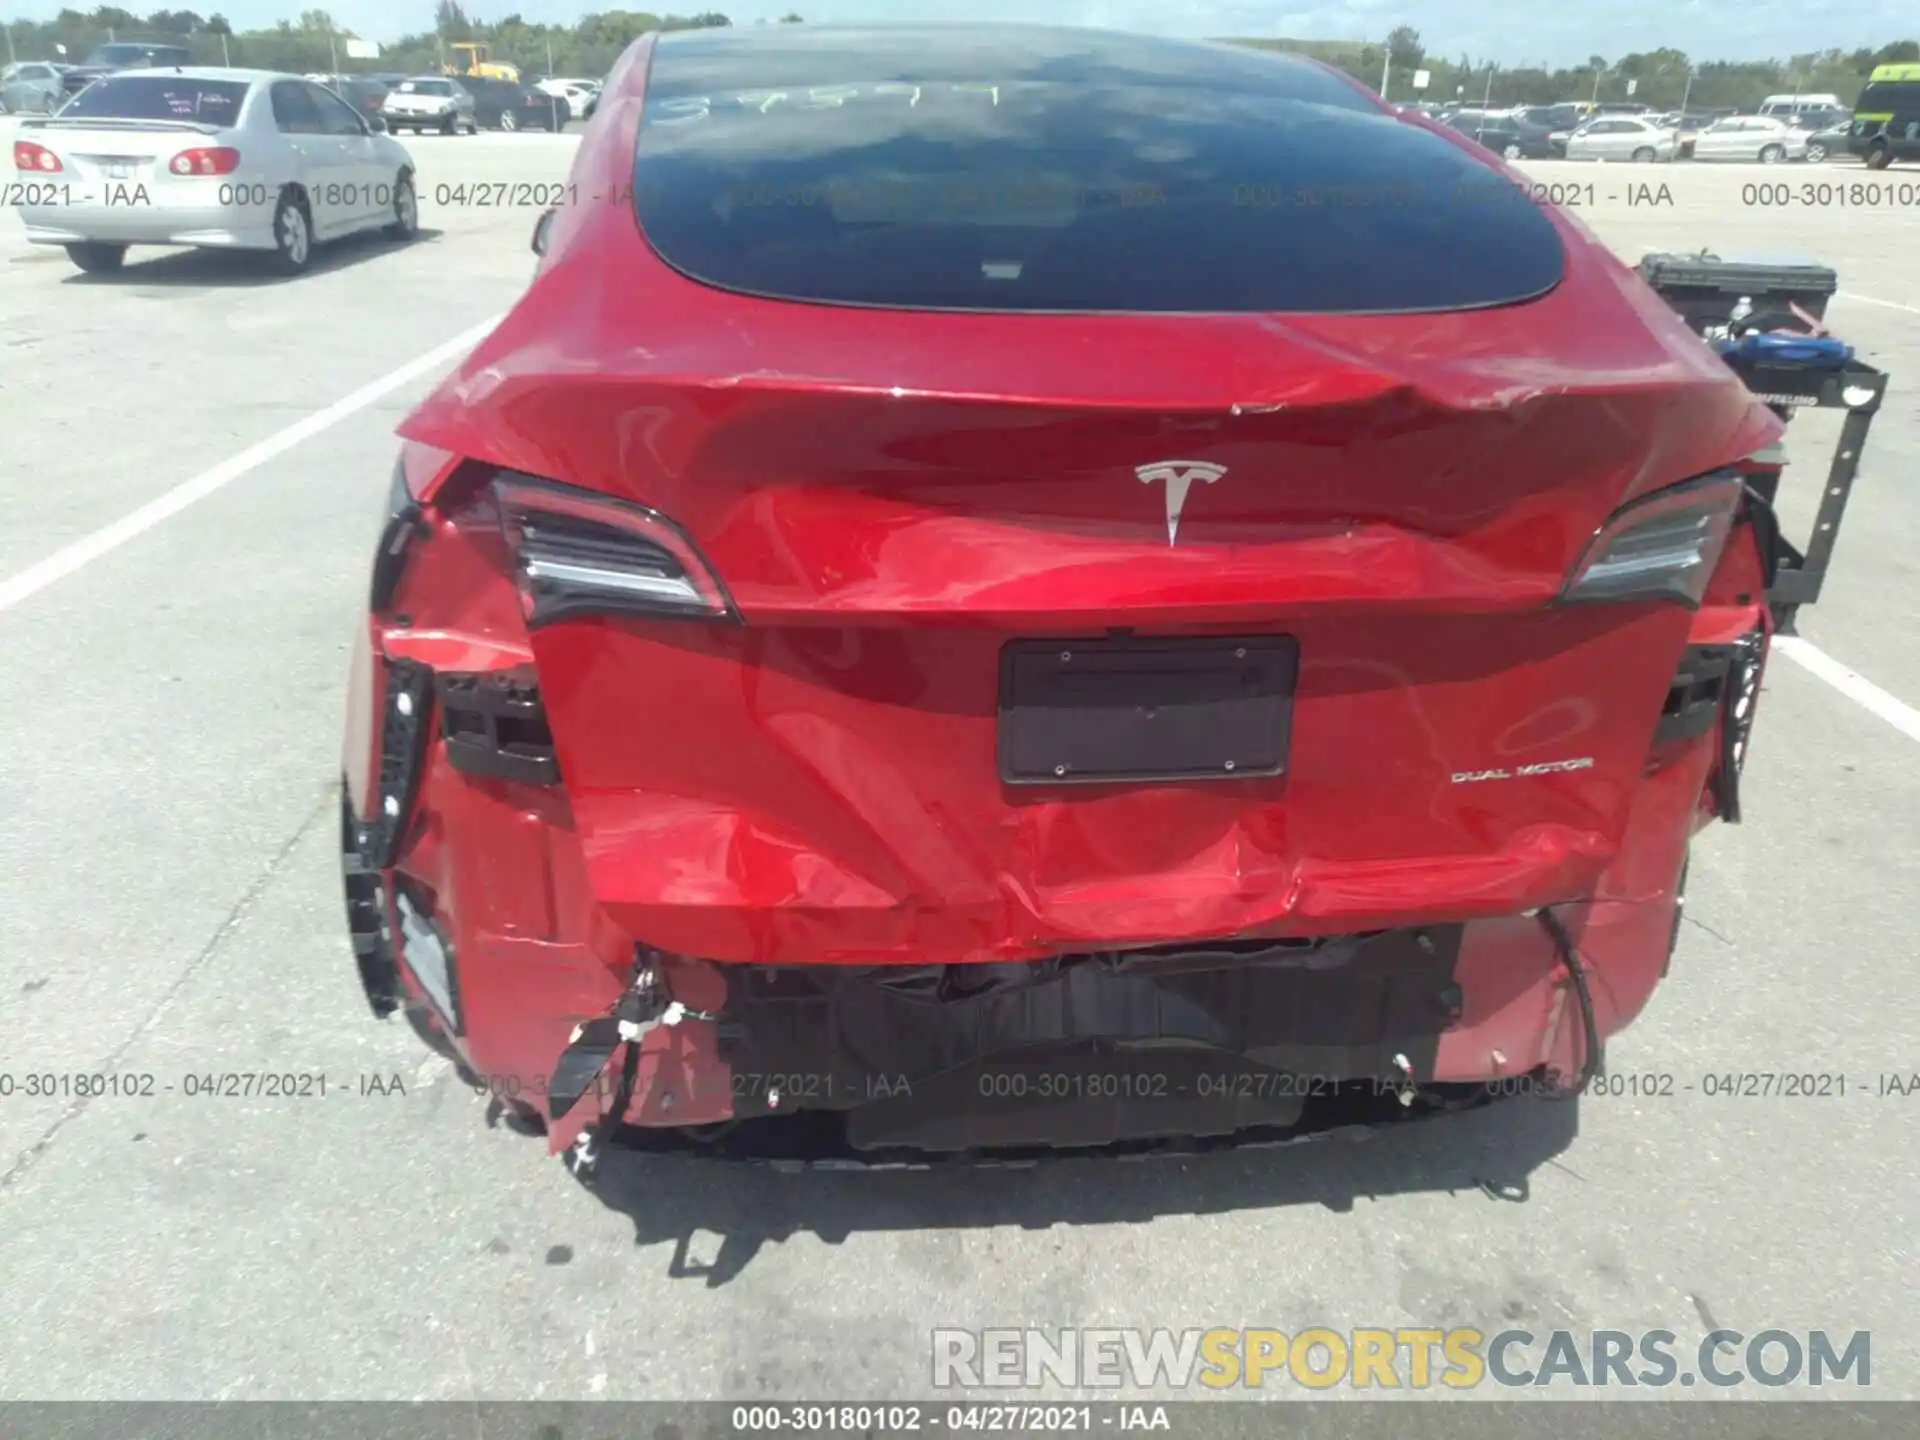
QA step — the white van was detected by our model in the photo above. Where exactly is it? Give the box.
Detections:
[1757,93,1843,116]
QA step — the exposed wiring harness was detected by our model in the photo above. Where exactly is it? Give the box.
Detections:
[1537,907,1604,1097]
[552,953,722,1181]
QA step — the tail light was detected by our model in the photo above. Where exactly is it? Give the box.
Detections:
[493,473,736,626]
[13,140,62,173]
[169,146,240,176]
[1560,470,1744,608]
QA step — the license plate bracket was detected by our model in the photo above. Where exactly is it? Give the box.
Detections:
[998,636,1298,785]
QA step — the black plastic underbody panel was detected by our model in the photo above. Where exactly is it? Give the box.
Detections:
[438,672,560,785]
[714,926,1464,1152]
[1655,645,1734,746]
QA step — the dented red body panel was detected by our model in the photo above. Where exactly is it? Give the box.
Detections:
[341,27,1785,1157]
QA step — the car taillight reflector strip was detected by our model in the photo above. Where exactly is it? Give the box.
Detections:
[13,141,62,172]
[369,658,434,868]
[437,672,560,785]
[169,146,240,176]
[493,472,736,626]
[1561,470,1744,608]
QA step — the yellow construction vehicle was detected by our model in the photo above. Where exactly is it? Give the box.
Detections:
[443,42,520,83]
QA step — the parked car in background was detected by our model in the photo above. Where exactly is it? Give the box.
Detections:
[330,77,391,121]
[1782,104,1850,135]
[1798,120,1853,163]
[1591,101,1652,115]
[1515,102,1582,132]
[464,75,570,131]
[59,40,194,100]
[1564,115,1677,162]
[1446,108,1557,160]
[1667,112,1720,158]
[1757,92,1842,120]
[1689,115,1807,163]
[1848,63,1920,169]
[382,75,478,134]
[536,76,600,105]
[10,68,419,276]
[0,61,68,114]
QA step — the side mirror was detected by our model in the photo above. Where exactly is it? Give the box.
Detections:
[367,113,388,133]
[531,206,555,256]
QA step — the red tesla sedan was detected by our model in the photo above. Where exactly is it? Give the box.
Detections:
[342,23,1782,1177]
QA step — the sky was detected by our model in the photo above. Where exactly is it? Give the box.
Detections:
[6,0,1916,69]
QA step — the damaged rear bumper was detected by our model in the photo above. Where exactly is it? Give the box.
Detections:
[707,928,1465,1151]
[508,891,1680,1170]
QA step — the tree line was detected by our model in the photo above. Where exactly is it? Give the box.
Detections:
[3,6,755,76]
[1243,27,1920,111]
[4,7,1917,108]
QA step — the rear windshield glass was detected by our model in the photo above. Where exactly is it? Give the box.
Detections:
[398,80,452,95]
[59,75,248,123]
[630,26,1567,315]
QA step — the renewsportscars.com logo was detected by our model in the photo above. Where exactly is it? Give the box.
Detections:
[931,1327,1871,1391]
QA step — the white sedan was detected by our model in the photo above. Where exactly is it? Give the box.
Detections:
[1564,115,1679,162]
[10,66,419,276]
[1688,115,1809,164]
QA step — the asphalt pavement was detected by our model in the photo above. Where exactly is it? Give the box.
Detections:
[1,124,1917,1403]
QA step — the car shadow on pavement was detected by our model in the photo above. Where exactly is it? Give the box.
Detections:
[58,228,446,287]
[567,1097,1578,1286]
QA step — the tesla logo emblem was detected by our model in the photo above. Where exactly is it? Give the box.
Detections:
[1135,460,1225,546]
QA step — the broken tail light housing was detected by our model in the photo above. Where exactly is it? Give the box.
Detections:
[1560,470,1744,608]
[493,473,736,626]
[370,456,424,613]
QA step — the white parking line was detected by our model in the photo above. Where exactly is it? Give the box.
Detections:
[1838,291,1920,315]
[1773,637,1920,745]
[0,314,505,615]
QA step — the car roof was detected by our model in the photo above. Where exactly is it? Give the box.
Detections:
[648,21,1369,91]
[87,66,285,83]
